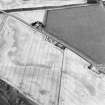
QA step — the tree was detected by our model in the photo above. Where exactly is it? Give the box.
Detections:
[87,0,99,4]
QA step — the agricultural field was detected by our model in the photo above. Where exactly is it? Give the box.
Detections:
[0,1,105,105]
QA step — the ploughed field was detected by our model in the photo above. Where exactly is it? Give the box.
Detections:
[45,4,105,65]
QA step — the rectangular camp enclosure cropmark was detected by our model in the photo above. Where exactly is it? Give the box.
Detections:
[45,4,105,66]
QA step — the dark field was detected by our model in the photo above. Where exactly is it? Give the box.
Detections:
[45,4,105,65]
